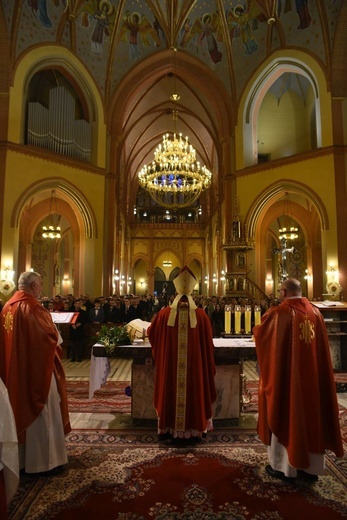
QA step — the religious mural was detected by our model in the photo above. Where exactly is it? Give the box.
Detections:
[118,11,162,58]
[81,0,118,54]
[9,0,341,99]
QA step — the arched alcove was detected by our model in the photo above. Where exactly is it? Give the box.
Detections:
[245,182,326,297]
[14,180,98,296]
[241,54,325,167]
[257,73,316,161]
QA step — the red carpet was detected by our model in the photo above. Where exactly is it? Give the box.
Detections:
[10,380,343,517]
[67,380,131,413]
[9,429,347,519]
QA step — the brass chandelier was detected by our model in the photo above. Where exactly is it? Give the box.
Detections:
[42,189,61,239]
[278,192,298,240]
[279,226,299,241]
[138,74,212,209]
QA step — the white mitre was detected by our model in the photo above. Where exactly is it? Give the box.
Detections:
[167,266,197,328]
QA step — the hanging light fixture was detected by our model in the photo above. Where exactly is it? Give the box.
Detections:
[42,189,61,239]
[137,49,212,209]
[163,250,172,267]
[278,192,299,240]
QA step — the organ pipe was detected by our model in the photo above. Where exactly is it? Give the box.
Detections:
[27,85,91,161]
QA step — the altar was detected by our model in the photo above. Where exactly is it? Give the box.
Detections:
[90,338,257,423]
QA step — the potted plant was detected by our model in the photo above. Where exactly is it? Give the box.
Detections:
[94,325,132,356]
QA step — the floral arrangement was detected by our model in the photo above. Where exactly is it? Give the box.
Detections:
[94,325,132,356]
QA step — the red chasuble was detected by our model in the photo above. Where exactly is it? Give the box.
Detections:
[254,298,344,469]
[0,291,71,443]
[148,305,216,437]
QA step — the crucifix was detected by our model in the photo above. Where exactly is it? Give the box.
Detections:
[272,237,297,283]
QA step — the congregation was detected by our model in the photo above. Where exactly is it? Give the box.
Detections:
[40,292,274,362]
[42,292,274,322]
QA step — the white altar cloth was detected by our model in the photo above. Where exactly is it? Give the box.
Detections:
[89,344,111,399]
[89,338,255,399]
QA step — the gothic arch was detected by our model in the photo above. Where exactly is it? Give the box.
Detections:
[12,178,98,239]
[108,49,233,218]
[239,51,330,167]
[131,253,149,269]
[245,180,329,240]
[152,247,182,269]
[245,181,327,297]
[13,179,98,295]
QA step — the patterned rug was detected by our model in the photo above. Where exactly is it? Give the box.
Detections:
[67,378,346,419]
[242,384,347,443]
[67,380,260,415]
[241,380,258,413]
[67,381,131,414]
[9,429,347,519]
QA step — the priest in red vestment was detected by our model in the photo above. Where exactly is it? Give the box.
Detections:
[148,266,217,440]
[253,278,344,483]
[0,271,71,476]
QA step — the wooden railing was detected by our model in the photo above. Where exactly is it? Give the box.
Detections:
[225,274,268,302]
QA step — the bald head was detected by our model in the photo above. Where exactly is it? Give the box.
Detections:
[18,271,43,299]
[279,278,302,301]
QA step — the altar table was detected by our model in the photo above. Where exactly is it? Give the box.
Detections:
[89,338,256,421]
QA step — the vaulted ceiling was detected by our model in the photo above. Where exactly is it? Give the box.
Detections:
[2,0,346,216]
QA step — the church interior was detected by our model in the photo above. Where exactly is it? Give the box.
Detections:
[0,0,346,307]
[1,1,347,517]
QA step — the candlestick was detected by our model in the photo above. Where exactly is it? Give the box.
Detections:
[245,305,251,333]
[254,305,261,326]
[234,305,241,333]
[224,304,231,334]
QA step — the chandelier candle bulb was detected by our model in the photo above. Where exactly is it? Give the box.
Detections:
[245,305,251,333]
[254,305,261,327]
[138,126,212,208]
[224,305,231,334]
[234,305,241,334]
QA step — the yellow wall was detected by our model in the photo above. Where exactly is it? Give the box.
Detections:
[2,150,106,297]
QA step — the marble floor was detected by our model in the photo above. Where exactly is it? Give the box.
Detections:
[63,359,347,431]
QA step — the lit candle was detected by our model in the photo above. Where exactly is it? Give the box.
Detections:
[254,305,261,326]
[245,305,251,333]
[224,305,231,334]
[234,305,241,334]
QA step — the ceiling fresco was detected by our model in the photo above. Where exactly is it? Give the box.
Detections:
[4,0,342,100]
[2,1,345,216]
